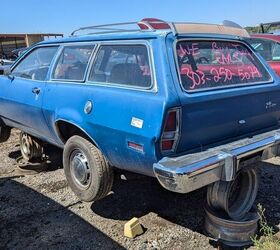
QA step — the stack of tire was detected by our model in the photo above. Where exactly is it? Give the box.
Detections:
[205,167,260,247]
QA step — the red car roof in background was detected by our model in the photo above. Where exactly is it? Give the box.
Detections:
[251,33,280,43]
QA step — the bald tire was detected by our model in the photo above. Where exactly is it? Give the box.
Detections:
[63,135,113,202]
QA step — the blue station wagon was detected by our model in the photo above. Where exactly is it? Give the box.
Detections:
[1,18,280,220]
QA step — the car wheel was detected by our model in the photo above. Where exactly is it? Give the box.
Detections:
[20,132,43,161]
[63,135,114,202]
[0,126,11,143]
[204,204,259,246]
[207,167,258,220]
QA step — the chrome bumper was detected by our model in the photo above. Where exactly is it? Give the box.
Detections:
[153,129,280,193]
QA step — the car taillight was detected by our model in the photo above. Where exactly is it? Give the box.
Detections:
[160,108,180,153]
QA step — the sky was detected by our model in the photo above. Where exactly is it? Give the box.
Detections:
[1,0,280,36]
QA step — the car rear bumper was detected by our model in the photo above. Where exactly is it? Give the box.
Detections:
[153,129,280,193]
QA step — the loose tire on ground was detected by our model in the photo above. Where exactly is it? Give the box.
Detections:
[207,166,259,220]
[204,204,259,247]
[0,126,11,143]
[20,132,43,161]
[63,135,113,202]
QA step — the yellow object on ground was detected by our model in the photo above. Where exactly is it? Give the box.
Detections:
[124,217,144,238]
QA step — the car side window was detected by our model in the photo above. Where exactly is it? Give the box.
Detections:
[272,42,280,61]
[12,46,58,81]
[248,38,280,62]
[88,45,152,88]
[52,45,95,81]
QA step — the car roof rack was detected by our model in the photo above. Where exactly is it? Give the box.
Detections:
[70,18,170,36]
[71,18,249,38]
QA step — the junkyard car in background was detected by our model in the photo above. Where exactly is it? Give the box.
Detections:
[0,59,13,74]
[246,34,280,76]
[0,19,280,221]
[12,47,28,58]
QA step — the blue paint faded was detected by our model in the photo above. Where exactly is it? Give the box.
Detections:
[0,29,280,177]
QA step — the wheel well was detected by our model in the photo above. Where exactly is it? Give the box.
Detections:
[0,117,7,126]
[56,121,94,145]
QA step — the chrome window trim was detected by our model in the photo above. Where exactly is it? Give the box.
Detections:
[10,44,60,82]
[49,42,97,83]
[173,38,274,94]
[86,40,157,93]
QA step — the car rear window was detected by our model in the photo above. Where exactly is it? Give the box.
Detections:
[176,40,271,92]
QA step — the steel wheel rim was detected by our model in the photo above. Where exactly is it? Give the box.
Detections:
[70,149,91,189]
[227,169,258,220]
[204,204,260,247]
[21,135,30,157]
[207,168,258,220]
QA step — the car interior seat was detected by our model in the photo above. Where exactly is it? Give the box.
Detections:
[65,62,87,81]
[109,63,144,86]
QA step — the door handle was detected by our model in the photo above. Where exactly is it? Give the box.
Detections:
[32,87,40,95]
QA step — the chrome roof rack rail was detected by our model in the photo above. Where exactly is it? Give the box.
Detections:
[71,22,144,36]
[70,18,172,36]
[70,18,249,38]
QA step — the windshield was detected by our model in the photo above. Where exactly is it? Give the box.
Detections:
[176,40,271,92]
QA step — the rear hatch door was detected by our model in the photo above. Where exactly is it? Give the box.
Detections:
[173,39,280,153]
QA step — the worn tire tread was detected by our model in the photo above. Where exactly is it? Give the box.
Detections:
[63,135,113,202]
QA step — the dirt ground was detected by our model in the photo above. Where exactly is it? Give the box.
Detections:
[0,130,280,250]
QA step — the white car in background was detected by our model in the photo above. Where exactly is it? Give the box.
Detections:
[0,59,13,74]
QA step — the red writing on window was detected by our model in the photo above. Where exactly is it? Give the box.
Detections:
[184,68,206,89]
[211,42,254,65]
[210,67,233,82]
[183,66,263,90]
[238,66,261,80]
[178,41,265,90]
[178,43,200,57]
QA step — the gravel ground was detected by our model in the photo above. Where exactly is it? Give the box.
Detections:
[0,129,280,250]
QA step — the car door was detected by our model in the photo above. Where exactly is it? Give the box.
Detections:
[0,45,59,139]
[41,43,97,143]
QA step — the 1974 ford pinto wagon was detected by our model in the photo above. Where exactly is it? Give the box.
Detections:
[0,18,280,220]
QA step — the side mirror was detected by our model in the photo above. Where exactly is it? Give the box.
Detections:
[0,69,4,75]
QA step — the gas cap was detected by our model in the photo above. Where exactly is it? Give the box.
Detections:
[84,100,93,114]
